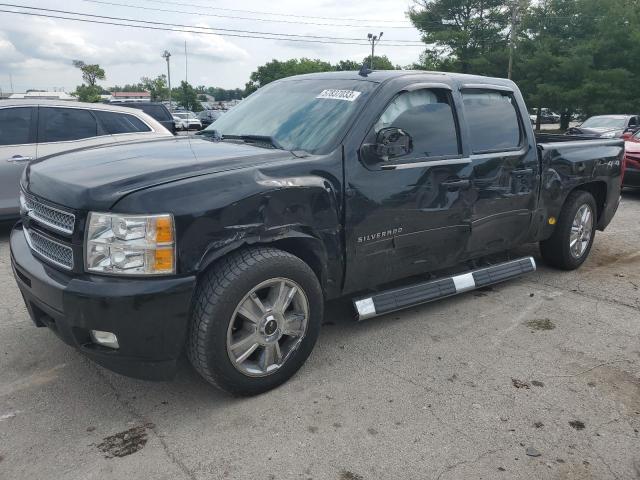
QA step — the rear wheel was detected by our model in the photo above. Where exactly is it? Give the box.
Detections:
[188,247,323,396]
[540,190,597,270]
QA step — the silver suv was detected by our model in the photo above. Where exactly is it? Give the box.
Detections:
[0,100,172,221]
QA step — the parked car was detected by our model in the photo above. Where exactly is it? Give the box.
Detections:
[115,102,176,134]
[529,108,561,125]
[566,114,640,138]
[173,111,202,131]
[197,109,224,128]
[10,71,622,396]
[622,129,640,187]
[0,100,172,221]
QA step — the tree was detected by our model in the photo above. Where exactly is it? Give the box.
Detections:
[72,60,106,86]
[515,0,640,129]
[334,59,362,71]
[245,58,333,94]
[72,60,106,103]
[140,75,169,102]
[363,55,398,70]
[73,84,103,103]
[408,0,511,75]
[172,81,202,111]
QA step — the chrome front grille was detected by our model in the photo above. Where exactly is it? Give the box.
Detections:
[24,228,74,270]
[23,192,75,235]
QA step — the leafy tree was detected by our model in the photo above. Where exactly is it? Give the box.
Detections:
[72,60,106,86]
[140,75,169,102]
[363,55,398,70]
[408,0,511,75]
[73,84,103,103]
[172,81,202,111]
[245,58,333,94]
[334,59,362,71]
[515,0,640,129]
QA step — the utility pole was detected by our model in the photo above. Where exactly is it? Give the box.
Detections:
[162,50,172,112]
[367,32,383,69]
[9,73,14,94]
[184,40,188,84]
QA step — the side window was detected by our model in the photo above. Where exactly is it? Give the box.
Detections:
[0,107,34,146]
[94,111,151,134]
[461,91,522,153]
[373,89,460,160]
[629,117,638,127]
[38,107,97,143]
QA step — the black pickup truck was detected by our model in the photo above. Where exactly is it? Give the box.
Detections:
[10,71,623,395]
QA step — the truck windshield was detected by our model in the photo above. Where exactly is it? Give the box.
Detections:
[202,78,376,153]
[581,116,627,129]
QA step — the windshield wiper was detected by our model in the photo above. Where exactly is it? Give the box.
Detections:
[221,134,284,150]
[197,132,310,156]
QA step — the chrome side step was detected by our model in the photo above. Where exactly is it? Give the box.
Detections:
[353,256,536,321]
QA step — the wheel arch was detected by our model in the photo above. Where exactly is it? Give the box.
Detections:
[571,180,607,225]
[195,231,337,298]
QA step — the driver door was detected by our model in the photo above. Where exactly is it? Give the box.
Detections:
[343,85,475,292]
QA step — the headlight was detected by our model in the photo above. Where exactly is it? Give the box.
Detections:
[85,212,175,275]
[601,130,619,138]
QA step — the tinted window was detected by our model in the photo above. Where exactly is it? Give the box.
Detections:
[94,111,151,134]
[38,107,97,142]
[374,89,459,159]
[125,103,172,121]
[0,107,33,146]
[462,91,521,153]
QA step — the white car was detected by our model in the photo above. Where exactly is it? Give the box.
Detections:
[0,100,173,221]
[173,111,202,131]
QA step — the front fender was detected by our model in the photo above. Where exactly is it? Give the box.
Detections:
[113,154,345,296]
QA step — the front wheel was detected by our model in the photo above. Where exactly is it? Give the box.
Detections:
[187,247,323,396]
[540,190,597,270]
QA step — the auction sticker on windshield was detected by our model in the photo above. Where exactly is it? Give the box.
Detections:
[316,89,362,101]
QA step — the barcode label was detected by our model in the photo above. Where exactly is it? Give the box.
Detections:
[316,89,362,102]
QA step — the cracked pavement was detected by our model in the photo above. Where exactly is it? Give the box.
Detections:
[1,191,639,480]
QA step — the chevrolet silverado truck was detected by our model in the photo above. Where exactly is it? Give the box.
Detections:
[10,71,623,396]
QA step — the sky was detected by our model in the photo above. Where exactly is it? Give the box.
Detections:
[0,0,426,93]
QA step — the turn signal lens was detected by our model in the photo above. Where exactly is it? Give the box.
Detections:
[153,248,174,272]
[155,216,174,243]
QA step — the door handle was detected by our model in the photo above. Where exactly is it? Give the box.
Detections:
[441,179,471,190]
[7,154,33,162]
[512,168,533,175]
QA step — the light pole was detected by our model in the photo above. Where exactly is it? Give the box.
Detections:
[162,50,172,112]
[367,32,383,70]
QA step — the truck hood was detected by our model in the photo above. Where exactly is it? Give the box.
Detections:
[23,137,293,211]
[567,126,622,137]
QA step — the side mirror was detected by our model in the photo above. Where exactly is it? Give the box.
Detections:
[374,127,412,161]
[622,132,633,140]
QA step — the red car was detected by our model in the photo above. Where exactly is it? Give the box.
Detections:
[623,129,640,187]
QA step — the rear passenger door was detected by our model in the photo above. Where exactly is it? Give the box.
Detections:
[460,87,539,255]
[36,107,113,158]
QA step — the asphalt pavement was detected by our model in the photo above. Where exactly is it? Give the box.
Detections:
[1,191,639,480]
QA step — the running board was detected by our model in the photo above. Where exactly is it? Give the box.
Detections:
[353,257,536,321]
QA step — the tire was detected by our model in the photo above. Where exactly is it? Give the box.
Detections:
[540,190,597,270]
[187,247,323,396]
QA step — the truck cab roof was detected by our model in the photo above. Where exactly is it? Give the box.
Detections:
[277,70,517,89]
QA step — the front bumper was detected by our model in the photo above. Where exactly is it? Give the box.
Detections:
[10,225,196,380]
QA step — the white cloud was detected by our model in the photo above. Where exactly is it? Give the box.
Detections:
[167,27,250,62]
